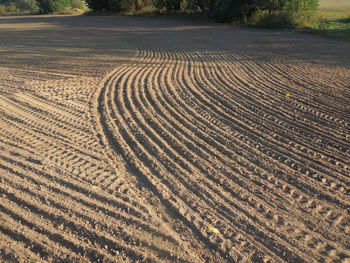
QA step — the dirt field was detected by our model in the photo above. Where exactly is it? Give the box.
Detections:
[0,14,349,263]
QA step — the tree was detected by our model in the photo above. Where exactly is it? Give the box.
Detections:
[37,0,70,13]
[283,0,318,19]
[86,0,319,26]
[85,0,109,11]
[70,0,86,9]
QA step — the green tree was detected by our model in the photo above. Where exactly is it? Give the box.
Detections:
[70,0,86,9]
[85,0,319,27]
[283,0,318,19]
[85,0,109,11]
[108,0,122,11]
[37,0,70,13]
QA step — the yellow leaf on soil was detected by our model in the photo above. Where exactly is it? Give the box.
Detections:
[207,227,219,234]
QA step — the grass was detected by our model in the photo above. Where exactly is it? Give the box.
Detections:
[318,0,350,12]
[304,0,350,40]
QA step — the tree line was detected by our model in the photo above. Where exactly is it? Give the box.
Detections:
[0,0,319,27]
[0,0,85,13]
[85,0,319,26]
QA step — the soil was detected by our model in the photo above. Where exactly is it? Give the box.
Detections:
[0,14,349,263]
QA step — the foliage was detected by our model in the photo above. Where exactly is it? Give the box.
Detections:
[283,0,318,19]
[0,0,86,14]
[37,0,70,13]
[85,0,109,11]
[306,8,350,40]
[86,0,151,12]
[70,0,86,9]
[152,0,319,25]
[252,11,293,28]
[0,0,39,13]
[0,0,320,29]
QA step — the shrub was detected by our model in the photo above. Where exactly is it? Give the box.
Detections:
[0,4,6,14]
[253,11,293,28]
[87,0,150,12]
[7,1,18,12]
[283,0,318,20]
[215,0,261,23]
[346,15,350,23]
[108,0,121,11]
[85,0,109,11]
[70,0,86,9]
[85,0,319,28]
[37,0,70,13]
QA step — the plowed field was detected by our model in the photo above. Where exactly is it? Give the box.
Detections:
[0,15,349,263]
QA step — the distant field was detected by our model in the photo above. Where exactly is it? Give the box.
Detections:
[318,0,350,12]
[309,0,350,40]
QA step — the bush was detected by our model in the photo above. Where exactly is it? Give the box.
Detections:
[85,0,109,11]
[87,0,149,12]
[70,0,86,9]
[0,4,6,14]
[0,0,38,13]
[7,1,18,12]
[283,0,318,20]
[215,0,261,22]
[253,11,293,28]
[108,0,121,11]
[37,0,70,13]
[346,15,350,23]
[85,0,319,28]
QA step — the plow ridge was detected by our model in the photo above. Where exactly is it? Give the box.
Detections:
[96,49,350,262]
[1,17,349,262]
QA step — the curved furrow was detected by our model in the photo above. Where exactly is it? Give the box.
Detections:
[239,61,349,153]
[125,51,312,261]
[97,48,350,262]
[220,52,348,140]
[210,54,349,172]
[8,96,95,153]
[0,163,147,234]
[206,61,350,198]
[0,195,118,263]
[196,52,350,186]
[4,136,109,187]
[0,230,45,262]
[0,211,82,262]
[0,172,183,262]
[0,155,191,262]
[0,106,118,185]
[165,50,348,258]
[179,51,348,235]
[133,50,350,260]
[0,96,90,151]
[12,95,96,151]
[97,58,221,261]
[99,55,251,262]
[174,50,350,204]
[268,60,350,109]
[97,50,350,262]
[220,52,348,133]
[190,51,349,165]
[1,95,90,141]
[0,152,150,222]
[160,49,348,210]
[186,50,350,225]
[145,48,348,244]
[225,55,350,149]
[15,92,87,122]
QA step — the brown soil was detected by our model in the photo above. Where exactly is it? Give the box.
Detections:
[0,14,349,263]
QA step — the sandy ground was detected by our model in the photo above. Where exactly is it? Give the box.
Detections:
[0,14,349,263]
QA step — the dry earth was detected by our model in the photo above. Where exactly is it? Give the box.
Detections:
[0,14,350,263]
